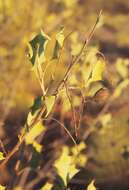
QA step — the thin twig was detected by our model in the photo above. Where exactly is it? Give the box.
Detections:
[0,106,46,170]
[46,117,77,147]
[64,82,78,137]
[62,10,102,84]
[0,10,102,170]
[77,90,85,132]
[0,139,7,156]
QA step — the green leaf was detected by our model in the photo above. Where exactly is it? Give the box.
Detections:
[30,96,43,115]
[28,30,49,65]
[0,152,5,161]
[52,175,66,190]
[29,29,67,96]
[29,149,42,169]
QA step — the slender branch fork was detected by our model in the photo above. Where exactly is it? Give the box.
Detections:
[60,10,102,85]
[0,10,102,170]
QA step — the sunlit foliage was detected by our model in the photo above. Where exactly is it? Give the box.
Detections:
[0,1,129,190]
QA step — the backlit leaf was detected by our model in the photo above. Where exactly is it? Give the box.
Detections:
[45,96,56,117]
[71,32,82,56]
[86,81,104,97]
[0,185,6,190]
[43,58,67,96]
[14,187,22,190]
[87,180,96,190]
[116,58,128,78]
[62,0,77,8]
[54,146,78,185]
[40,183,53,190]
[60,89,71,113]
[0,152,5,161]
[25,122,45,144]
[113,79,129,99]
[40,29,68,96]
[88,60,105,84]
[71,142,87,167]
[44,28,64,60]
[100,113,111,127]
[32,141,42,153]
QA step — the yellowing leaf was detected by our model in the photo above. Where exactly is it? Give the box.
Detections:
[60,89,71,113]
[32,141,42,153]
[44,34,57,60]
[14,187,22,190]
[27,112,36,126]
[0,185,6,190]
[27,96,45,126]
[100,113,111,126]
[63,0,77,8]
[72,142,86,155]
[88,60,105,84]
[73,95,81,107]
[0,47,8,56]
[54,146,78,185]
[56,27,65,47]
[87,181,96,190]
[86,81,103,97]
[113,79,129,99]
[0,152,5,161]
[116,59,128,78]
[40,183,53,190]
[78,154,87,167]
[29,29,68,96]
[44,28,64,60]
[40,29,68,96]
[45,96,55,117]
[71,43,82,56]
[43,59,67,96]
[71,32,82,56]
[25,122,45,144]
[72,142,87,167]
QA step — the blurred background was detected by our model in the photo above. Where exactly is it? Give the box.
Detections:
[0,0,129,189]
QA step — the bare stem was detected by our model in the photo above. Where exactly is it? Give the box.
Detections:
[64,82,78,137]
[47,117,77,147]
[0,139,7,156]
[62,10,102,84]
